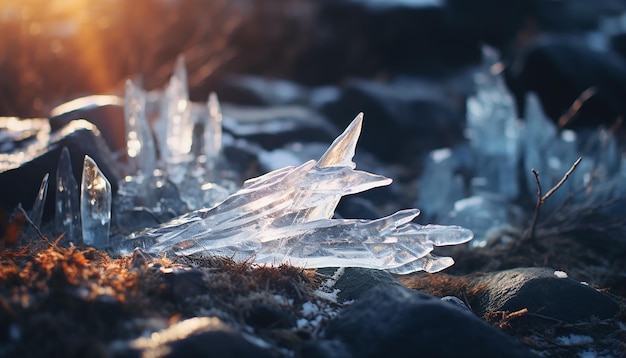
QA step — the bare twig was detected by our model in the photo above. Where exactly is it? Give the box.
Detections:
[529,169,543,240]
[541,157,582,203]
[558,87,596,129]
[527,157,583,240]
[16,204,47,242]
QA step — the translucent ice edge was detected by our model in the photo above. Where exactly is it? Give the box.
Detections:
[121,114,473,273]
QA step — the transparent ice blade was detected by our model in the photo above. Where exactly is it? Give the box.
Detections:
[160,55,193,162]
[317,112,362,169]
[124,79,157,177]
[55,147,80,241]
[81,155,111,248]
[204,92,223,163]
[27,173,49,235]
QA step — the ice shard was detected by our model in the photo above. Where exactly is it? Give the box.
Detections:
[55,147,80,242]
[159,55,193,166]
[121,114,473,274]
[26,173,49,236]
[124,79,157,177]
[416,148,465,221]
[466,46,522,199]
[81,155,111,247]
[522,94,581,210]
[204,92,223,164]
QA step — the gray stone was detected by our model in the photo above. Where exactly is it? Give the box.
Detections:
[317,267,403,303]
[214,75,310,107]
[324,285,535,358]
[319,78,468,164]
[0,118,121,219]
[114,317,277,358]
[50,102,126,158]
[470,267,620,322]
[221,104,337,151]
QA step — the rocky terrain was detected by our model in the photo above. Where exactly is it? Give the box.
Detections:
[1,0,626,357]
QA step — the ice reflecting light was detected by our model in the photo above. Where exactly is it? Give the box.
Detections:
[121,114,473,274]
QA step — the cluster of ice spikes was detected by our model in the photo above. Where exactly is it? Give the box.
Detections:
[29,56,473,274]
[124,114,473,274]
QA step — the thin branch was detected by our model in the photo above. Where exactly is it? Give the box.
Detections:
[528,169,542,240]
[558,87,596,129]
[527,157,583,240]
[541,157,582,203]
[17,204,47,242]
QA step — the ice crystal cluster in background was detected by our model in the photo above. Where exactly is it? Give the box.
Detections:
[418,46,626,247]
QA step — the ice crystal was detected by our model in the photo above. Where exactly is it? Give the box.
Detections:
[122,114,473,273]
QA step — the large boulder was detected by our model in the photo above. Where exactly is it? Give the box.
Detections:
[318,285,535,358]
[0,118,121,218]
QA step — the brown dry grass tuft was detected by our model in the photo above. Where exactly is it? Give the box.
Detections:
[0,238,327,356]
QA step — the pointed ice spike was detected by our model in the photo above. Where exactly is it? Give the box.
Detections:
[26,173,49,235]
[304,113,369,219]
[173,55,189,96]
[125,79,157,177]
[160,54,193,162]
[55,147,80,242]
[81,155,111,248]
[317,113,363,169]
[204,92,223,163]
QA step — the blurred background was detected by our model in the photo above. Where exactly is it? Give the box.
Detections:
[2,0,625,118]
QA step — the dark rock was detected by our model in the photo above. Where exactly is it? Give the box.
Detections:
[294,0,481,84]
[129,248,152,269]
[324,285,534,358]
[445,0,622,51]
[214,75,310,107]
[319,78,468,164]
[49,95,126,157]
[530,0,624,33]
[0,118,121,219]
[335,196,382,220]
[161,268,208,306]
[440,296,471,312]
[506,35,626,129]
[316,267,403,303]
[611,32,626,60]
[115,317,277,358]
[469,267,620,323]
[444,0,533,50]
[299,339,352,358]
[245,302,297,330]
[221,104,337,151]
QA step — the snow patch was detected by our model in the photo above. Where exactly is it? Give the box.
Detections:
[556,334,593,346]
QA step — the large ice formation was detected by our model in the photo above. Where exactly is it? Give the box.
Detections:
[122,114,473,274]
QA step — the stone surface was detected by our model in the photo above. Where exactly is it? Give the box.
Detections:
[319,78,468,164]
[49,96,126,158]
[469,267,620,323]
[317,267,403,303]
[221,104,337,151]
[323,285,535,358]
[0,118,121,219]
[114,317,277,358]
[294,0,481,84]
[506,35,626,129]
[214,75,310,107]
